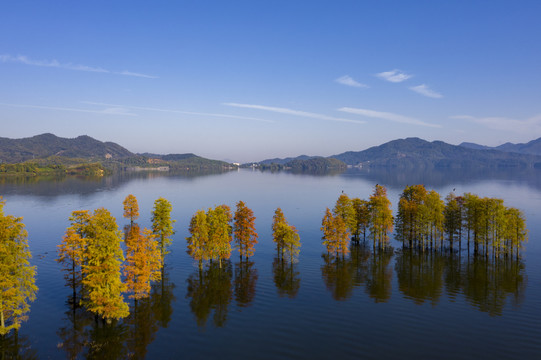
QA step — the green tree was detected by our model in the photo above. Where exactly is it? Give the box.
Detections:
[369,185,393,250]
[352,198,370,241]
[0,199,38,335]
[272,208,287,257]
[395,185,427,248]
[233,201,258,260]
[207,205,233,268]
[186,209,210,270]
[81,208,129,322]
[151,198,176,265]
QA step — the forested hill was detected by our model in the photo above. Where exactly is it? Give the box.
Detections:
[0,133,133,163]
[332,137,541,169]
[460,137,541,156]
[0,134,231,172]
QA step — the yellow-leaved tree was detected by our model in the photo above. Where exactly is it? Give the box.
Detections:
[0,198,38,335]
[81,208,129,322]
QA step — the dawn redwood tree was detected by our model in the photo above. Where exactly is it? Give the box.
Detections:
[123,194,140,225]
[151,198,176,265]
[124,224,162,301]
[187,209,210,270]
[333,194,356,237]
[369,185,393,250]
[352,198,370,241]
[0,199,38,335]
[321,208,350,258]
[272,208,287,256]
[207,205,233,268]
[233,201,258,260]
[82,208,129,322]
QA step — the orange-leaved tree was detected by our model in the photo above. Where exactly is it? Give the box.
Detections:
[233,201,258,260]
[123,194,140,224]
[124,224,162,301]
[57,210,91,306]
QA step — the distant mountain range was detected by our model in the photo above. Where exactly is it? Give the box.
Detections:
[3,134,541,172]
[0,133,230,170]
[459,137,541,155]
[256,137,541,169]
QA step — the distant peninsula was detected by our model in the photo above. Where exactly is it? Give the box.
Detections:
[0,133,233,176]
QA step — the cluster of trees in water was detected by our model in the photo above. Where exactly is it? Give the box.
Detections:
[320,184,527,258]
[0,184,529,356]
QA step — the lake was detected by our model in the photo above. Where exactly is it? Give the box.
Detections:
[1,168,540,359]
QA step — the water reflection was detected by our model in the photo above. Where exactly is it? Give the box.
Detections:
[234,260,258,307]
[395,248,526,315]
[320,243,393,302]
[272,257,301,298]
[186,261,233,328]
[85,319,128,360]
[344,167,541,191]
[55,269,176,359]
[0,330,38,360]
[0,169,233,198]
[56,297,93,360]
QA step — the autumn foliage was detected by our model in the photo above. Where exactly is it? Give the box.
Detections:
[124,225,162,300]
[0,198,38,335]
[233,201,258,260]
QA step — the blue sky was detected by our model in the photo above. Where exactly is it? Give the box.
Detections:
[1,1,540,162]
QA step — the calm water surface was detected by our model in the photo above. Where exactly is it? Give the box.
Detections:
[1,169,540,359]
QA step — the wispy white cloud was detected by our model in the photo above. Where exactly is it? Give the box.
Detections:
[450,114,541,133]
[82,101,274,123]
[223,103,365,124]
[338,107,440,128]
[335,75,368,88]
[0,54,157,78]
[117,70,157,79]
[0,102,137,116]
[376,69,412,83]
[409,84,443,99]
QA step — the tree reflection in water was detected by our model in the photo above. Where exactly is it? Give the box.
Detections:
[0,330,38,360]
[395,248,526,315]
[234,260,258,307]
[56,269,176,359]
[321,242,394,302]
[186,261,233,328]
[272,257,301,298]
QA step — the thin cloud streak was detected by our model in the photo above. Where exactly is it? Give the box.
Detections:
[223,103,366,124]
[82,101,274,123]
[410,84,443,98]
[376,69,413,83]
[0,54,157,78]
[339,107,440,128]
[0,103,137,116]
[451,114,541,133]
[335,75,368,88]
